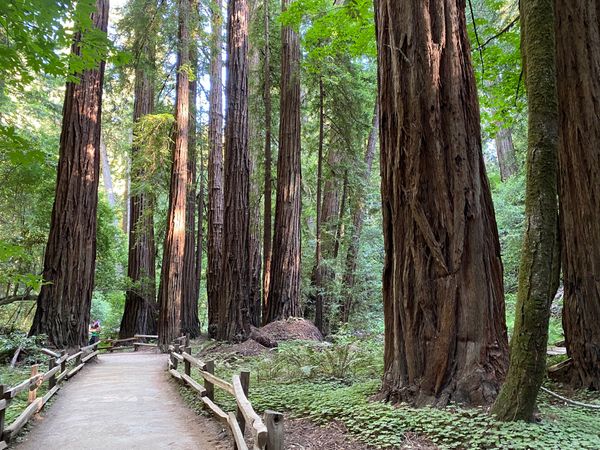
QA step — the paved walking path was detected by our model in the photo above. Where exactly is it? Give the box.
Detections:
[14,353,230,450]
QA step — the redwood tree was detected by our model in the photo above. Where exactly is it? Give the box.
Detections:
[181,5,200,338]
[30,0,109,348]
[263,0,302,324]
[376,0,508,406]
[158,0,190,349]
[217,0,251,341]
[341,104,378,323]
[207,0,224,338]
[555,0,600,390]
[120,1,158,339]
[261,0,273,320]
[492,0,560,420]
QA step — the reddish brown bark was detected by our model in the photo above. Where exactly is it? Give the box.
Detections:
[217,0,251,341]
[376,0,508,405]
[264,0,302,324]
[30,0,109,348]
[556,0,600,390]
[262,0,273,320]
[207,0,224,338]
[121,38,157,338]
[158,0,190,349]
[181,16,200,338]
[341,105,378,323]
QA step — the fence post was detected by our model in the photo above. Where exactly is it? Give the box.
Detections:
[184,346,191,376]
[264,410,284,450]
[0,385,6,442]
[48,358,57,389]
[60,350,67,373]
[204,360,215,401]
[236,371,250,435]
[76,349,82,367]
[173,345,179,371]
[28,365,39,404]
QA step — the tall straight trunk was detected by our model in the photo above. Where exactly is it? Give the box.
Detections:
[334,170,348,259]
[313,79,325,331]
[492,0,559,421]
[30,0,109,348]
[261,0,273,321]
[123,156,130,234]
[495,127,518,181]
[195,131,205,325]
[207,0,224,338]
[313,145,341,333]
[120,27,158,338]
[248,18,262,327]
[181,14,200,338]
[555,0,600,391]
[158,0,190,349]
[217,0,250,342]
[376,0,508,406]
[100,137,116,209]
[264,0,302,324]
[341,104,378,323]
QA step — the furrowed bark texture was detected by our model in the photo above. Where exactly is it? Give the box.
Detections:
[555,0,600,391]
[264,0,302,324]
[30,0,109,348]
[207,0,224,338]
[182,19,200,338]
[376,0,508,406]
[341,104,378,323]
[217,0,251,341]
[158,0,190,349]
[492,0,559,421]
[495,127,518,181]
[121,34,157,338]
[261,0,273,322]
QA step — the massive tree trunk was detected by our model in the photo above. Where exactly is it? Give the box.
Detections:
[492,0,560,421]
[181,14,200,338]
[341,104,378,323]
[120,25,158,338]
[207,0,224,339]
[217,0,251,341]
[376,0,508,406]
[555,0,600,391]
[263,0,302,324]
[261,0,273,321]
[495,127,518,181]
[158,0,190,349]
[30,0,109,348]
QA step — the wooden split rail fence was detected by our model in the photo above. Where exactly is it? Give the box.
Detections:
[0,341,100,448]
[99,334,159,353]
[168,341,284,450]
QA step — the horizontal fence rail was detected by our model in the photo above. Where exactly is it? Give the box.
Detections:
[99,334,159,353]
[167,339,284,450]
[0,341,100,446]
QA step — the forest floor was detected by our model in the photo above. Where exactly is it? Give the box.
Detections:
[11,353,231,449]
[175,319,600,450]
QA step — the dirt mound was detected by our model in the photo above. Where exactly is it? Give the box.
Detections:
[258,317,323,343]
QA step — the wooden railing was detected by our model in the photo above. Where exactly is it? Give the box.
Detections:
[99,334,159,353]
[0,341,100,447]
[168,342,284,450]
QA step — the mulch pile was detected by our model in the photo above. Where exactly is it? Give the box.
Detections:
[199,318,323,358]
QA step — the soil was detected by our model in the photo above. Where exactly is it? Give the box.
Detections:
[198,318,323,358]
[281,419,438,449]
[259,317,323,342]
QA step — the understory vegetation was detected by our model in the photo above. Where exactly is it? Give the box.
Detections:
[177,337,600,449]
